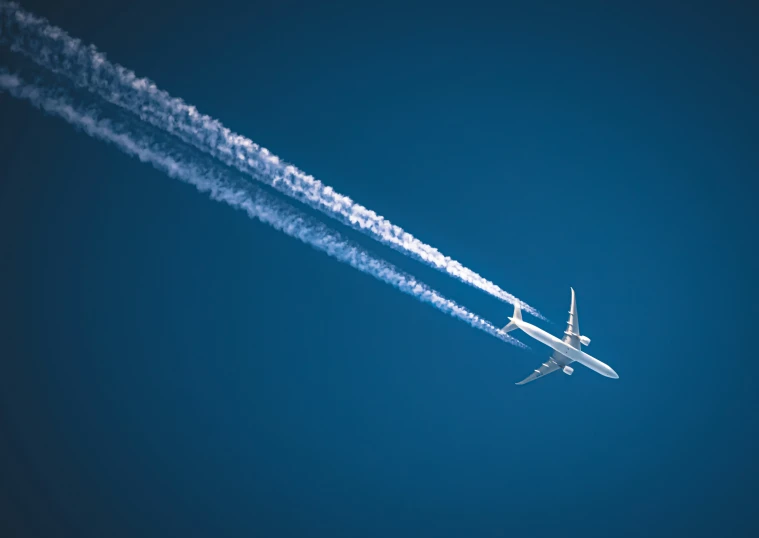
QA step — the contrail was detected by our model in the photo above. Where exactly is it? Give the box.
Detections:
[0,1,544,319]
[0,70,526,348]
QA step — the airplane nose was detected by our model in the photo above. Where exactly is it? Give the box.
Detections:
[597,362,619,379]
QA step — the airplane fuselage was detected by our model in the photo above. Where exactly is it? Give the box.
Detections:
[508,317,619,379]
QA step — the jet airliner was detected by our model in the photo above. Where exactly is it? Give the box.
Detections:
[502,288,619,384]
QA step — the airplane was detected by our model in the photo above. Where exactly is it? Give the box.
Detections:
[502,287,619,385]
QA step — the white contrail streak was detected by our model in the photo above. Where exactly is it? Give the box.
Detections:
[0,1,544,319]
[0,70,526,348]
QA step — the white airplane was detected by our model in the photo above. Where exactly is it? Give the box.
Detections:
[502,288,619,385]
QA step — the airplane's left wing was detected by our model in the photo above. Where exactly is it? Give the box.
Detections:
[564,287,581,350]
[515,355,561,385]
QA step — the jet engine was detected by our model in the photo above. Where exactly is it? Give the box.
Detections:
[579,335,591,346]
[563,366,574,375]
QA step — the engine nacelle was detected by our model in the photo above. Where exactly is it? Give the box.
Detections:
[579,335,591,346]
[563,366,574,375]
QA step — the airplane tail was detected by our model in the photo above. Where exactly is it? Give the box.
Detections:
[501,301,523,333]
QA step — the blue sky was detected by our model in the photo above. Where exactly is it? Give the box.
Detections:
[1,1,757,536]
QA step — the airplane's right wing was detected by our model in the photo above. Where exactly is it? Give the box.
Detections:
[515,355,562,385]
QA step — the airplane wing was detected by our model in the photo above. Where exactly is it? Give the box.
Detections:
[564,287,582,350]
[515,354,562,385]
[516,287,583,385]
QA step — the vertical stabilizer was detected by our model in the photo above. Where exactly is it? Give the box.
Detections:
[512,301,523,321]
[501,301,523,333]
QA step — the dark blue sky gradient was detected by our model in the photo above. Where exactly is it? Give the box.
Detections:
[1,1,757,536]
